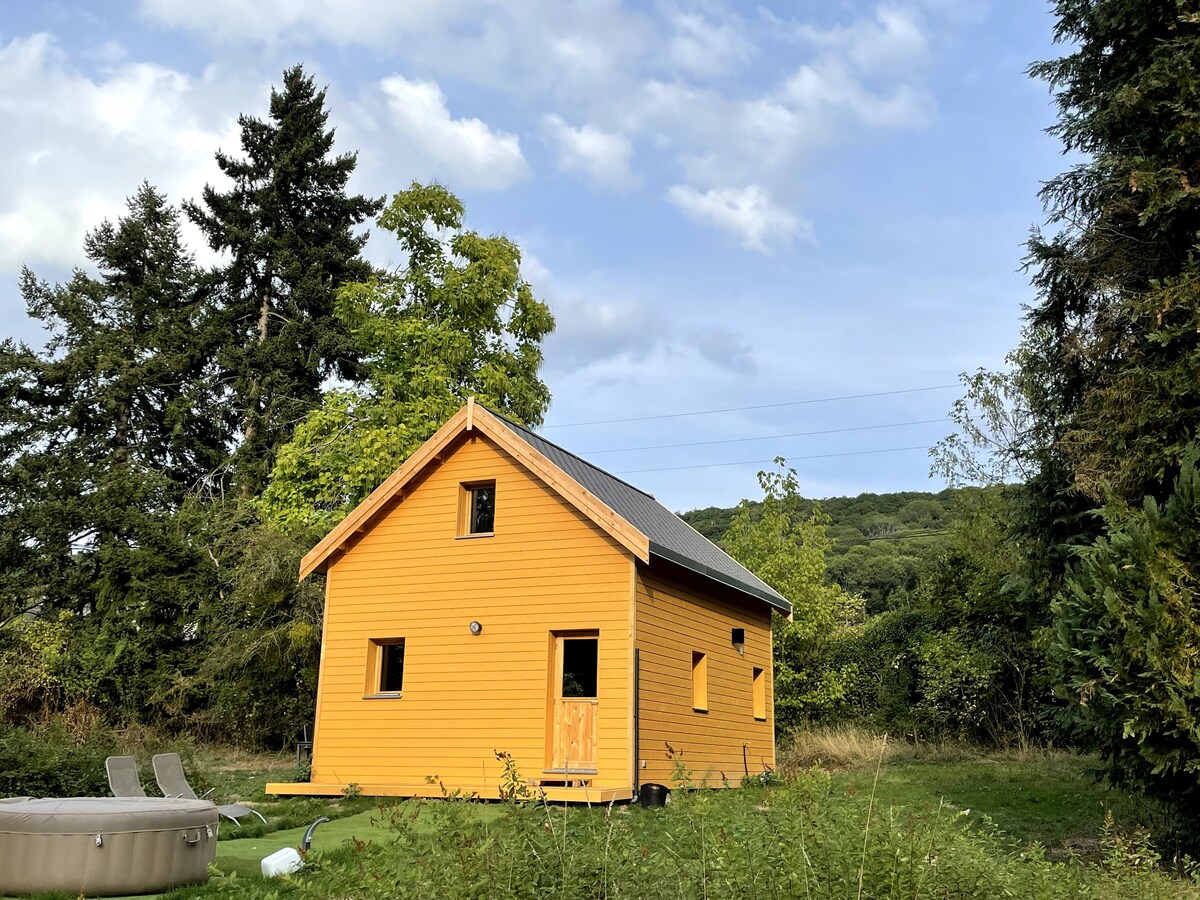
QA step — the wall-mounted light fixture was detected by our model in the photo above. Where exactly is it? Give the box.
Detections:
[731,627,745,655]
[469,620,483,635]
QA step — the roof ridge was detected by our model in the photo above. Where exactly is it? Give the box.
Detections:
[482,405,658,501]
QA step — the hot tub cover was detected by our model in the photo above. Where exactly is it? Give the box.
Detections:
[0,796,215,830]
[0,796,219,896]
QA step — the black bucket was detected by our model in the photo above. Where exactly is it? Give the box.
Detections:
[638,783,668,807]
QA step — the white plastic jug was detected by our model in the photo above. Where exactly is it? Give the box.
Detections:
[261,847,303,878]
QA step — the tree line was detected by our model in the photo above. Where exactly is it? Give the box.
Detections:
[703,0,1200,846]
[2,0,1199,851]
[0,65,553,746]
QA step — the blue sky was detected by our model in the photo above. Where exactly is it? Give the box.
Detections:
[0,1,1064,512]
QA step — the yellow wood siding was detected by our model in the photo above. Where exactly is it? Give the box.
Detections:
[635,564,775,787]
[309,432,635,796]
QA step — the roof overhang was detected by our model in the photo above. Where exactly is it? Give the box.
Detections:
[299,399,650,579]
[648,542,793,615]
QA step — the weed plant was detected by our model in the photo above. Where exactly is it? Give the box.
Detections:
[165,761,1199,899]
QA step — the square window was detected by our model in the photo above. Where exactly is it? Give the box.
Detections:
[692,651,708,712]
[367,639,405,696]
[459,482,496,536]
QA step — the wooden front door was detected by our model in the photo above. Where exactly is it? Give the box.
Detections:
[550,633,599,771]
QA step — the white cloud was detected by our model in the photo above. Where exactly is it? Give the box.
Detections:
[524,249,756,375]
[378,75,528,190]
[667,185,809,253]
[782,61,932,129]
[542,115,636,189]
[139,0,470,46]
[136,0,951,248]
[663,10,753,77]
[0,34,244,273]
[793,5,930,76]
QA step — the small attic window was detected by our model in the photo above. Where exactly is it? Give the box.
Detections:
[459,481,496,536]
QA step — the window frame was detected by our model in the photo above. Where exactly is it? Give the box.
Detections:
[752,666,766,721]
[365,638,406,699]
[457,480,496,538]
[691,651,709,712]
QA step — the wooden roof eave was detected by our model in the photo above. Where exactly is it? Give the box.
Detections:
[298,399,650,581]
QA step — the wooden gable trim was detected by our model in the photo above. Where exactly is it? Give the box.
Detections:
[299,406,471,580]
[299,402,650,580]
[470,404,650,562]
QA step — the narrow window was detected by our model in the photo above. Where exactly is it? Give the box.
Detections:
[368,639,405,696]
[753,667,766,720]
[459,481,496,535]
[692,651,708,712]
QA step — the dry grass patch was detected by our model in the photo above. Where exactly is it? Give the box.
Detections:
[779,724,899,773]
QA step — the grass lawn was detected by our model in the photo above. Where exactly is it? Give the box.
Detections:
[3,739,1193,898]
[833,751,1161,854]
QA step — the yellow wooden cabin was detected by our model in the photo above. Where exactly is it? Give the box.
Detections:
[267,400,791,803]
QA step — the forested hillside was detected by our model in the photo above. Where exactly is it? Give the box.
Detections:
[683,488,964,613]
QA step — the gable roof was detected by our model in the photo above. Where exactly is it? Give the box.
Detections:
[300,400,791,615]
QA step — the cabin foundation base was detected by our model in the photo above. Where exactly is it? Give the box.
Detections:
[266,782,634,803]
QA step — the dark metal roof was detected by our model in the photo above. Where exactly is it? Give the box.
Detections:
[494,412,792,614]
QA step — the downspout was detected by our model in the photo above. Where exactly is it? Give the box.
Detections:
[633,647,640,797]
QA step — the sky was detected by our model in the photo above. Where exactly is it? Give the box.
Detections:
[0,1,1066,513]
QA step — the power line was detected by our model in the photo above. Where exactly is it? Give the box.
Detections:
[582,417,947,455]
[542,384,959,429]
[614,445,932,475]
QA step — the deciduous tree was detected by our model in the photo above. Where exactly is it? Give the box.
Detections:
[260,182,554,532]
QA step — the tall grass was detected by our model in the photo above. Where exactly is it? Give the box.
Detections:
[166,763,1199,899]
[780,724,900,772]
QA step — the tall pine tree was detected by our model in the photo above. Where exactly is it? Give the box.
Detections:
[0,184,221,716]
[1023,1,1200,508]
[187,65,383,496]
[1011,1,1200,825]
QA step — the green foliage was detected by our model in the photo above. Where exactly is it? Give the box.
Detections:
[176,768,1197,899]
[1051,449,1200,831]
[0,718,116,797]
[188,503,326,746]
[187,64,383,496]
[724,460,860,729]
[684,487,961,613]
[942,0,1200,829]
[0,184,225,723]
[260,182,554,532]
[0,716,199,799]
[914,628,1002,740]
[823,610,930,732]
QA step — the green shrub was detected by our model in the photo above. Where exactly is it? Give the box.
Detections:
[823,609,931,733]
[0,717,116,797]
[0,716,203,798]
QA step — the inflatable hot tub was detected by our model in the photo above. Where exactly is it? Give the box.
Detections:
[0,796,219,897]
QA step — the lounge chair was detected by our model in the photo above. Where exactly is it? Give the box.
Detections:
[105,756,147,798]
[151,752,267,825]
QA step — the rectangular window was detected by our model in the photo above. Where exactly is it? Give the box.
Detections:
[753,667,766,720]
[367,638,405,696]
[458,481,496,535]
[561,637,599,698]
[692,651,708,712]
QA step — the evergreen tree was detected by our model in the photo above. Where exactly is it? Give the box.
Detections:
[1023,1,1200,507]
[1008,2,1200,819]
[0,184,220,716]
[187,64,383,496]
